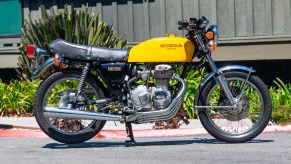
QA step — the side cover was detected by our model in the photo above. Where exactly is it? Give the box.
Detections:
[128,35,195,62]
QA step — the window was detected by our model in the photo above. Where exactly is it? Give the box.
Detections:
[0,0,22,37]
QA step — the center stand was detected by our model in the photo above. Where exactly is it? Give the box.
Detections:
[125,122,136,147]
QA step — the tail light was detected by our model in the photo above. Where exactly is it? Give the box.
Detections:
[26,44,36,58]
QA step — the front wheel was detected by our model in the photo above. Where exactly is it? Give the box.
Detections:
[198,71,272,143]
[34,70,106,144]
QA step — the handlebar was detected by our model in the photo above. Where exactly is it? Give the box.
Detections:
[178,16,209,31]
[178,20,189,27]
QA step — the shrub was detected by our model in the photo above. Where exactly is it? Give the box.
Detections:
[0,79,41,116]
[270,78,291,124]
[18,3,127,81]
[183,67,207,119]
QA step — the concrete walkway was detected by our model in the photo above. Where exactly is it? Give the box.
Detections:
[0,117,202,130]
[0,117,290,139]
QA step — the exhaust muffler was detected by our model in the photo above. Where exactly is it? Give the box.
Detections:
[44,106,124,121]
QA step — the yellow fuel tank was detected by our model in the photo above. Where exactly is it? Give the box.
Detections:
[128,35,195,62]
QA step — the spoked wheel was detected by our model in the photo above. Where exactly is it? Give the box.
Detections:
[34,70,106,144]
[198,71,272,143]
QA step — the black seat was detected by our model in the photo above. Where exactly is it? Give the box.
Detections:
[47,39,128,62]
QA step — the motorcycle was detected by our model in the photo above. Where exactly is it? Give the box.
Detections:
[26,16,272,146]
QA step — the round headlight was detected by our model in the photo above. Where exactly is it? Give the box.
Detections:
[208,25,218,35]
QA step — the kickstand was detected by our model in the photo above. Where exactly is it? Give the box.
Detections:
[125,122,136,147]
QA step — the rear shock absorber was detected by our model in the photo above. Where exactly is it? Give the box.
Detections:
[76,63,90,98]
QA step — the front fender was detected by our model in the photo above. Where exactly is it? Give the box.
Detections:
[193,65,256,108]
[31,57,55,79]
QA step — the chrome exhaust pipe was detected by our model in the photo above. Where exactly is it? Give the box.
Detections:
[126,75,187,123]
[44,106,124,121]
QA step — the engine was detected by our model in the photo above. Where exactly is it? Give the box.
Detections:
[128,64,173,111]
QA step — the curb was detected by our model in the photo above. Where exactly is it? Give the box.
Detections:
[0,124,39,130]
[95,128,208,139]
[0,125,290,139]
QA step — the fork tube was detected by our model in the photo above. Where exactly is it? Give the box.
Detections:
[238,68,252,99]
[205,53,235,105]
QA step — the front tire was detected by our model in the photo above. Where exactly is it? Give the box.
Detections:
[198,71,272,143]
[34,69,106,144]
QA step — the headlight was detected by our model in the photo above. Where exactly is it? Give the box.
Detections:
[209,25,218,35]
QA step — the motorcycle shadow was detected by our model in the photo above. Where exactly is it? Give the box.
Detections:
[43,138,273,149]
[191,138,274,144]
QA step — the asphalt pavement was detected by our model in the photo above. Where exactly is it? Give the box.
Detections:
[0,133,290,164]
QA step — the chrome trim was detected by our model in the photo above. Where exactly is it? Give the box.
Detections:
[208,25,218,49]
[127,75,187,123]
[219,65,256,73]
[214,34,218,46]
[216,71,235,105]
[207,40,215,51]
[34,47,50,69]
[31,57,54,79]
[44,106,124,121]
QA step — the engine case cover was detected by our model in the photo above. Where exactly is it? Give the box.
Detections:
[152,87,171,109]
[130,85,152,109]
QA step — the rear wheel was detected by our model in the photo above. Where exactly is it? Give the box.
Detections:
[34,70,106,144]
[198,71,272,143]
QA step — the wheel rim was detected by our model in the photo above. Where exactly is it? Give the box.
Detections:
[42,77,99,135]
[205,77,264,135]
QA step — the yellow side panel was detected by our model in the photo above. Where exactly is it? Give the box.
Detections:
[128,36,195,62]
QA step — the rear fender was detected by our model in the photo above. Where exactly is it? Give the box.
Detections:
[31,57,55,79]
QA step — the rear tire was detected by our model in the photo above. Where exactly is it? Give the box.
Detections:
[198,71,272,143]
[34,69,106,144]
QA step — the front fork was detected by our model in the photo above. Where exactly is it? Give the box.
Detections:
[205,53,235,105]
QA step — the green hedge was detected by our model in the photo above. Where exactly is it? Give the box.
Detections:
[0,79,40,116]
[269,78,291,124]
